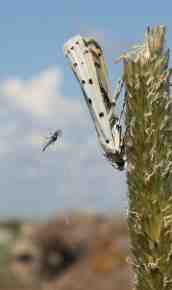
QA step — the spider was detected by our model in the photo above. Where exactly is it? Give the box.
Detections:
[42,130,62,152]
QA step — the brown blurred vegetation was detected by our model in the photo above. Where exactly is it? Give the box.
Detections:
[0,213,133,290]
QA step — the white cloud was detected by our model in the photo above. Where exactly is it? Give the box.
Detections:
[0,67,82,120]
[1,68,59,116]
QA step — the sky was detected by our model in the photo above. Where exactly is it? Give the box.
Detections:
[0,0,172,219]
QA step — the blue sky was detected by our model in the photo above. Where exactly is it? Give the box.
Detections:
[0,0,171,218]
[1,0,172,78]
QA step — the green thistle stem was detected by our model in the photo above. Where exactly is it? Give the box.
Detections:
[123,26,172,290]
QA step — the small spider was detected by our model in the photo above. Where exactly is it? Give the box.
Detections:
[42,130,62,152]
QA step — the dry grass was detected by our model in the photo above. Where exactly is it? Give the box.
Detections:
[0,213,133,290]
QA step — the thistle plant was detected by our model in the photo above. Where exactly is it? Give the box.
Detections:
[123,26,172,290]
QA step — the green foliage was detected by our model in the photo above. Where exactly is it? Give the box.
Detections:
[0,243,9,270]
[123,26,172,290]
[0,221,21,271]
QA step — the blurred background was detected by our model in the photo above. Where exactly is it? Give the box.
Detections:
[0,0,171,289]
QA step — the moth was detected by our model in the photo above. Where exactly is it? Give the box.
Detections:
[64,35,126,170]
